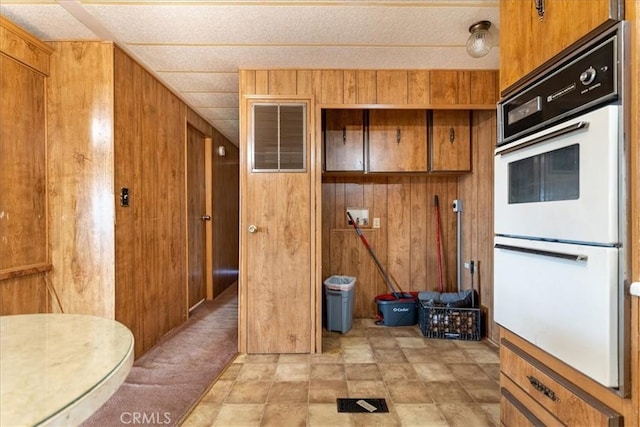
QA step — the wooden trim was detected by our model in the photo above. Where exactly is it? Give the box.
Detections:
[205,137,213,300]
[318,103,495,110]
[0,16,52,75]
[0,264,52,281]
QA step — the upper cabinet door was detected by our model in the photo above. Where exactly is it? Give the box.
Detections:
[500,0,617,92]
[323,109,364,172]
[368,109,427,172]
[429,110,471,173]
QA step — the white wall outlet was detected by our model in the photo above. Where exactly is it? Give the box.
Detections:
[373,218,380,228]
[347,207,369,226]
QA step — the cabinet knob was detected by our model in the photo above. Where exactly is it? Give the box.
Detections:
[396,128,401,144]
[201,215,211,221]
[248,224,258,233]
[342,126,346,144]
[449,127,455,143]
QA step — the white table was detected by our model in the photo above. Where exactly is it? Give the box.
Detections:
[0,314,134,426]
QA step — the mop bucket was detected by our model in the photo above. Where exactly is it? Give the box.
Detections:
[374,292,419,326]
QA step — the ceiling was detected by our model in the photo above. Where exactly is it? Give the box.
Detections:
[0,1,500,146]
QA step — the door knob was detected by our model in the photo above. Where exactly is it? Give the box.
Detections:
[201,215,211,221]
[248,224,258,233]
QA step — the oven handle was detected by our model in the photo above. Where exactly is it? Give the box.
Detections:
[498,121,589,155]
[494,243,588,262]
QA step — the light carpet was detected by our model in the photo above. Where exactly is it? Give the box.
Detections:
[82,283,238,427]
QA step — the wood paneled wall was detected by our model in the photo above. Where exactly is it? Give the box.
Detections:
[47,41,116,319]
[241,69,498,107]
[241,67,498,346]
[211,129,240,296]
[113,47,188,356]
[322,176,458,318]
[458,110,496,342]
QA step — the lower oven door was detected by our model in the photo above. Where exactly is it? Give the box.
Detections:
[494,235,618,387]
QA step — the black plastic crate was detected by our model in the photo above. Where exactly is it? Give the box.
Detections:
[418,299,481,341]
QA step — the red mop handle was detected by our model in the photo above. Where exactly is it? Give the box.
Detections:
[434,195,444,293]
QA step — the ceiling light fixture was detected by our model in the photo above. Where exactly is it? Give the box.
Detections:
[466,20,493,58]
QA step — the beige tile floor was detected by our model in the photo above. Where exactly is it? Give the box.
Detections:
[182,318,501,427]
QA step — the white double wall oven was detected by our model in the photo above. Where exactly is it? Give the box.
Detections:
[494,23,630,390]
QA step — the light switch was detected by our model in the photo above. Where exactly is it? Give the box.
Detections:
[373,218,380,228]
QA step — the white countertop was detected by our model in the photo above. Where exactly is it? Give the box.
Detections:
[0,314,134,426]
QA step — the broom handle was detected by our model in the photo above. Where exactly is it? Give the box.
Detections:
[346,212,402,297]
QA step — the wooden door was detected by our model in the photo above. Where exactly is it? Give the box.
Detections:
[323,109,364,172]
[368,109,427,172]
[500,0,614,91]
[242,99,312,353]
[187,125,209,311]
[429,110,471,172]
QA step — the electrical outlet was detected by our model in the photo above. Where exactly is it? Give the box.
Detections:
[373,218,380,228]
[464,262,470,269]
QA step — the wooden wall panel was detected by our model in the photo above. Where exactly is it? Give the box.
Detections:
[320,70,344,104]
[212,129,240,297]
[47,41,116,318]
[114,47,187,356]
[329,230,381,317]
[343,70,357,104]
[0,275,48,315]
[458,110,496,341]
[430,70,460,105]
[268,70,297,95]
[357,70,377,104]
[377,70,408,104]
[408,70,430,105]
[470,70,499,105]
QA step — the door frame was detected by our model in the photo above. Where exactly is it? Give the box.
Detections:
[185,124,214,314]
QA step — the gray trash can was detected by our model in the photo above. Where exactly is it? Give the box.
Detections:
[324,275,356,333]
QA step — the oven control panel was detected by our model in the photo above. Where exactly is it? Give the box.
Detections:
[498,23,624,146]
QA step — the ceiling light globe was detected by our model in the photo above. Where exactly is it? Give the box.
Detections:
[466,21,493,58]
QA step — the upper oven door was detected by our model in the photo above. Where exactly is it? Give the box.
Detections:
[494,105,619,245]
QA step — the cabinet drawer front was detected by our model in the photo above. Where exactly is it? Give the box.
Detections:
[501,387,545,427]
[501,339,621,427]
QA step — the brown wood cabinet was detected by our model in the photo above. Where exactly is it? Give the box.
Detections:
[429,110,471,173]
[368,109,428,172]
[323,109,365,172]
[500,0,619,92]
[500,328,624,426]
[0,16,53,314]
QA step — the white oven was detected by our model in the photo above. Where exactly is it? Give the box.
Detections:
[495,105,619,244]
[494,23,629,389]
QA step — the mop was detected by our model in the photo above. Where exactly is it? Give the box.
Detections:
[346,212,404,299]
